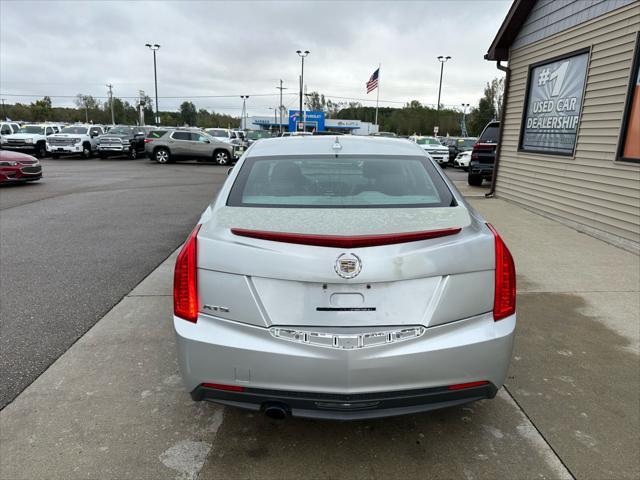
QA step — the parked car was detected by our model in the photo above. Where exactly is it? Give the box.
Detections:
[1,124,57,158]
[205,128,245,158]
[245,130,273,147]
[468,121,500,186]
[97,125,154,159]
[409,136,450,167]
[46,124,105,159]
[0,121,21,140]
[371,131,397,137]
[144,128,237,165]
[453,150,472,171]
[173,135,517,420]
[0,150,42,184]
[445,137,478,162]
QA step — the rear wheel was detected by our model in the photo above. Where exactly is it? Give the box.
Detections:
[468,173,483,186]
[155,148,170,164]
[35,143,46,158]
[214,150,230,165]
[81,143,92,159]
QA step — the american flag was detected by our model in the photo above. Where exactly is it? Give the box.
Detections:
[366,68,379,93]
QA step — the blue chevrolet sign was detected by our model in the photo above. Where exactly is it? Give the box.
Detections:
[288,110,325,132]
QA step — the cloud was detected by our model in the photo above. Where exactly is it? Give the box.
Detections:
[0,0,510,116]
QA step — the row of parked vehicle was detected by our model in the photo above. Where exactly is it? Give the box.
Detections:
[0,122,255,165]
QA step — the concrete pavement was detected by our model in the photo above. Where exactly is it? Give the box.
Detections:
[1,174,638,480]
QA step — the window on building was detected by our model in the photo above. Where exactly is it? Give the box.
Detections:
[618,32,640,164]
[519,49,589,156]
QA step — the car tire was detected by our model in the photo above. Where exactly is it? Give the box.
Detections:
[468,173,483,186]
[440,163,447,169]
[155,148,171,164]
[81,143,92,159]
[35,143,46,158]
[128,148,138,160]
[214,150,230,165]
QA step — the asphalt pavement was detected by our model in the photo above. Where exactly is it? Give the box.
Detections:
[0,156,227,408]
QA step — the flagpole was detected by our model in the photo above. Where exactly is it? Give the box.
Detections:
[374,63,380,128]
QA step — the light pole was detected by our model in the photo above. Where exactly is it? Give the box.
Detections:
[436,55,451,133]
[461,103,470,137]
[240,95,249,130]
[296,50,309,131]
[145,43,160,124]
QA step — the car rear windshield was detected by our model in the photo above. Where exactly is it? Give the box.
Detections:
[20,126,45,134]
[416,137,441,145]
[61,126,89,134]
[207,129,227,137]
[227,156,455,208]
[479,124,500,143]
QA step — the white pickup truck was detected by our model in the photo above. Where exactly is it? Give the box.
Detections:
[46,124,105,158]
[1,124,58,158]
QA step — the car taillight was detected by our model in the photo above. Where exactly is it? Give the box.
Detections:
[144,138,154,143]
[174,224,201,322]
[487,223,516,321]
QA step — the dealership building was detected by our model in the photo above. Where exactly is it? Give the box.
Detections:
[486,0,639,251]
[244,110,379,136]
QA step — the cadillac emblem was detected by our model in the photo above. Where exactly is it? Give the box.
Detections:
[335,253,362,279]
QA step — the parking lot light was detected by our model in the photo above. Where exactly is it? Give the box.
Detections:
[145,43,161,125]
[436,55,451,133]
[296,50,310,131]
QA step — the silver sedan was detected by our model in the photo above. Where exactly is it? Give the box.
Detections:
[173,135,516,420]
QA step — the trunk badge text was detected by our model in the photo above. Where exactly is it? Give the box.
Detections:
[203,305,230,313]
[335,253,362,279]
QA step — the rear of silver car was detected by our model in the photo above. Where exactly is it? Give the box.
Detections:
[173,138,516,420]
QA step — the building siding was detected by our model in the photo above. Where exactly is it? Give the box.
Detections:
[496,1,640,246]
[513,0,636,49]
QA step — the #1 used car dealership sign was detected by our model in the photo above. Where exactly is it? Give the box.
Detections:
[520,50,589,155]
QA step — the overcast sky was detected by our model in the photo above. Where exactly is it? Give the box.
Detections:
[0,0,511,117]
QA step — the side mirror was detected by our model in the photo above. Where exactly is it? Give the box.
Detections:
[227,167,233,175]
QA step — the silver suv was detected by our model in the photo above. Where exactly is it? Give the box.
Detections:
[144,128,237,165]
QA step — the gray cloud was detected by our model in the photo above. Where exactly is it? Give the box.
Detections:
[0,0,510,116]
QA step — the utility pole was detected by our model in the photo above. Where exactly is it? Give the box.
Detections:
[296,50,309,131]
[436,55,451,134]
[145,43,161,124]
[276,80,287,134]
[460,103,470,137]
[106,84,115,125]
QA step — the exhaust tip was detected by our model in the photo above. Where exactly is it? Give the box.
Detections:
[263,403,289,420]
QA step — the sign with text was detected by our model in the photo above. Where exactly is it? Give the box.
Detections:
[520,51,589,155]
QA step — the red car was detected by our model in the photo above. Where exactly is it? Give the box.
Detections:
[0,150,42,184]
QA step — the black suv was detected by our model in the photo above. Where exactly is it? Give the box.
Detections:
[468,121,500,186]
[97,126,154,159]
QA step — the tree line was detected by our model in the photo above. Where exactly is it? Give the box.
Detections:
[1,95,239,129]
[306,77,504,137]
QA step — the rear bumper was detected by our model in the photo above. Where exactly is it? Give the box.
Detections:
[469,161,494,178]
[192,382,498,420]
[175,312,515,419]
